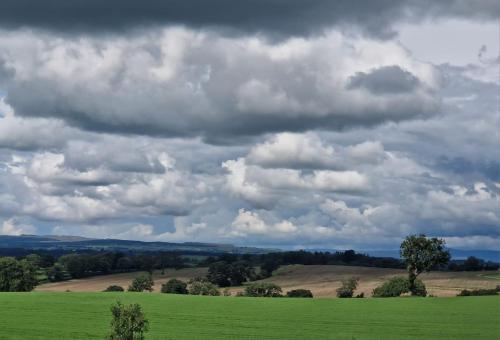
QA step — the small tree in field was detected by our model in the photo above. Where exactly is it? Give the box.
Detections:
[244,283,282,297]
[188,278,220,296]
[128,275,154,292]
[336,277,358,298]
[400,234,450,295]
[108,301,149,340]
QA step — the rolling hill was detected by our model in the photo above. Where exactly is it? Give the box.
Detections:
[0,235,275,254]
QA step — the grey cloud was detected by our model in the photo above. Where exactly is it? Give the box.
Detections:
[436,157,500,182]
[1,30,439,141]
[62,139,167,174]
[246,133,386,170]
[0,116,82,151]
[2,147,206,223]
[0,9,498,250]
[0,1,498,38]
[347,66,421,94]
[0,59,15,84]
[2,59,497,249]
[0,58,14,94]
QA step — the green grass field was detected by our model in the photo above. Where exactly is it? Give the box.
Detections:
[0,293,498,340]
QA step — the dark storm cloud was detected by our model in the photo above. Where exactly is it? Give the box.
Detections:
[437,157,500,182]
[4,72,435,141]
[347,66,420,94]
[0,0,498,37]
[0,59,15,84]
[0,30,439,142]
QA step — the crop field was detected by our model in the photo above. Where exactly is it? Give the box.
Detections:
[262,265,500,297]
[36,267,208,293]
[36,265,499,297]
[0,293,498,340]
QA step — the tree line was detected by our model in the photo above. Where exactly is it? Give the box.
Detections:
[0,251,187,291]
[0,234,497,292]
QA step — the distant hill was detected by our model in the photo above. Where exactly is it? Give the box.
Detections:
[299,247,499,263]
[364,249,500,263]
[0,235,276,255]
[1,235,497,262]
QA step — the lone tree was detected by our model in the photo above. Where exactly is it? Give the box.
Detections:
[108,301,149,340]
[400,234,450,295]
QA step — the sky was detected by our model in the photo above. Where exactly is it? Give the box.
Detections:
[0,1,499,251]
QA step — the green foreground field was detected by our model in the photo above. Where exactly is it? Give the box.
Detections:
[0,293,498,340]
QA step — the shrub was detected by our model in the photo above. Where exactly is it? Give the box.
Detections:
[107,301,149,340]
[412,279,427,297]
[372,277,409,297]
[457,288,499,296]
[286,289,313,298]
[336,277,358,298]
[244,283,282,297]
[161,278,188,294]
[372,277,427,297]
[128,275,154,292]
[355,292,364,298]
[223,288,232,296]
[188,278,220,296]
[104,285,125,292]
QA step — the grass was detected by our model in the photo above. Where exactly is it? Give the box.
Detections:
[480,273,500,280]
[0,293,498,339]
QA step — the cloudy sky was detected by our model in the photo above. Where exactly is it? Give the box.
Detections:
[0,1,499,250]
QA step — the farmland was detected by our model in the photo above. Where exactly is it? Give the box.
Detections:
[36,267,208,294]
[36,265,500,298]
[480,273,500,280]
[0,293,498,339]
